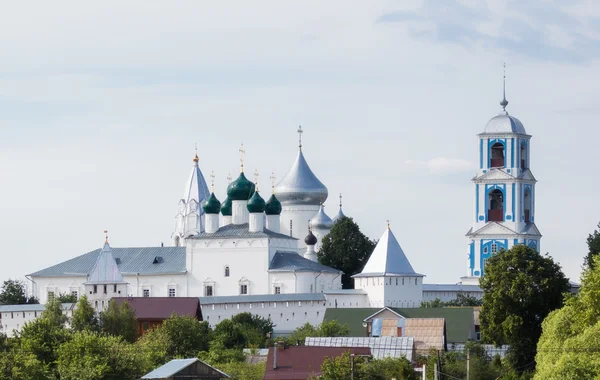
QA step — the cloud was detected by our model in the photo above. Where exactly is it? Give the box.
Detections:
[403,157,475,174]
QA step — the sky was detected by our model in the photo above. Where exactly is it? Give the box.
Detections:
[1,0,600,287]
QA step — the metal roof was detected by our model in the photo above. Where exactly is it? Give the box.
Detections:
[85,243,126,284]
[310,205,333,230]
[354,227,423,277]
[274,149,328,206]
[422,284,482,292]
[0,303,74,312]
[28,247,186,277]
[482,112,527,134]
[305,336,414,361]
[269,251,341,274]
[199,293,326,305]
[112,297,201,320]
[192,223,297,240]
[141,358,230,379]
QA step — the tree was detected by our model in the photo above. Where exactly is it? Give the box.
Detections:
[319,351,368,380]
[71,295,99,333]
[318,216,376,289]
[100,300,137,343]
[585,221,600,269]
[479,245,569,372]
[56,292,78,303]
[420,293,482,308]
[213,319,247,349]
[161,315,212,357]
[230,313,273,347]
[286,320,350,345]
[535,255,600,379]
[0,279,37,305]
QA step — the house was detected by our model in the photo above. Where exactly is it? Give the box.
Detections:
[112,297,201,335]
[304,336,415,361]
[141,358,230,380]
[263,345,371,380]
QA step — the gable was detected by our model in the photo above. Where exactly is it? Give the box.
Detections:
[469,222,517,236]
[518,170,537,181]
[363,307,405,322]
[474,169,514,181]
[521,223,542,236]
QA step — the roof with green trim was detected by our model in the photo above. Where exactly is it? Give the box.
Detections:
[323,307,475,343]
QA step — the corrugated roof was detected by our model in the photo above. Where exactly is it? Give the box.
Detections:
[324,307,475,343]
[0,303,74,312]
[422,284,482,292]
[199,293,326,305]
[263,346,371,380]
[141,358,230,379]
[112,297,201,321]
[28,247,186,277]
[269,251,341,273]
[305,337,414,361]
[192,223,297,240]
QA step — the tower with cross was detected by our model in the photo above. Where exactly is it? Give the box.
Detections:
[462,65,541,284]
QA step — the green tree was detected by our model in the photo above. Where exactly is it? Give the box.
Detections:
[288,323,319,345]
[213,319,247,349]
[479,245,569,372]
[585,221,600,269]
[421,294,482,308]
[319,351,367,380]
[71,295,99,333]
[56,292,78,303]
[230,312,273,347]
[57,331,146,380]
[317,216,376,289]
[318,320,349,337]
[364,357,416,380]
[286,320,350,345]
[99,300,137,343]
[0,280,37,305]
[0,350,53,380]
[535,255,600,379]
[161,315,212,357]
[215,361,265,380]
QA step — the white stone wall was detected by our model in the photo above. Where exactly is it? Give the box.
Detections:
[0,307,73,338]
[323,293,368,308]
[354,276,423,308]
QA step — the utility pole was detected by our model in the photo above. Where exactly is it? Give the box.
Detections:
[466,349,470,380]
[350,353,355,380]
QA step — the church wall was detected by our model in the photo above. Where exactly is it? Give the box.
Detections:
[30,275,87,304]
[323,293,368,308]
[0,307,73,338]
[279,205,320,248]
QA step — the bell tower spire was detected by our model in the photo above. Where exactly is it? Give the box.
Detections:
[500,63,509,113]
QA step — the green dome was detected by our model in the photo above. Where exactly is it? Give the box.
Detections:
[202,193,221,214]
[227,172,256,201]
[247,191,266,213]
[265,194,282,215]
[221,196,232,216]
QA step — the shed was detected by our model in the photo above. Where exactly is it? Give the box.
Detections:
[141,358,229,380]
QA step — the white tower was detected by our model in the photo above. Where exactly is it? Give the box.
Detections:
[353,223,424,308]
[274,126,328,247]
[462,69,541,284]
[171,151,211,247]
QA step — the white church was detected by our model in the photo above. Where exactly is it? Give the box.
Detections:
[2,83,537,336]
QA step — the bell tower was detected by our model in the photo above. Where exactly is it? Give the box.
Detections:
[462,68,541,284]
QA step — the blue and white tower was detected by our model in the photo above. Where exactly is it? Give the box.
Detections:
[462,72,541,283]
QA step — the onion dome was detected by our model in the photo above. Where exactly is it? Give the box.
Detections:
[227,172,256,201]
[221,196,232,216]
[202,193,221,214]
[304,229,318,246]
[274,150,328,206]
[333,207,346,223]
[265,194,282,215]
[310,204,333,230]
[247,191,266,213]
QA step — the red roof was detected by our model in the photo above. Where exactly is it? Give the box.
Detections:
[112,297,201,321]
[263,346,371,380]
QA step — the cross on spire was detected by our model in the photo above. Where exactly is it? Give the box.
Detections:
[386,220,390,230]
[297,125,303,151]
[239,143,246,172]
[104,230,109,244]
[270,172,276,194]
[210,170,215,193]
[254,169,260,189]
[227,172,232,184]
[193,143,199,163]
[500,62,509,112]
[339,193,343,208]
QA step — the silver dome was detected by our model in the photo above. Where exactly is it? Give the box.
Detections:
[310,205,333,230]
[483,112,526,134]
[274,150,328,206]
[332,207,346,223]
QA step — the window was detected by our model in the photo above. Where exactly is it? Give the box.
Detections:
[168,288,176,298]
[22,312,25,318]
[71,290,78,299]
[143,321,149,331]
[240,285,248,295]
[113,285,117,293]
[274,286,281,294]
[95,301,98,308]
[490,142,505,167]
[488,189,504,222]
[521,143,527,169]
[289,220,293,236]
[93,285,97,294]
[396,278,398,285]
[205,286,213,297]
[524,188,532,223]
[415,278,418,285]
[225,266,230,277]
[491,243,498,254]
[11,313,13,319]
[103,285,107,294]
[402,278,405,285]
[142,289,150,297]
[261,302,264,308]
[47,291,55,301]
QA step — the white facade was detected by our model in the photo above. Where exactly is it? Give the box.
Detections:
[0,304,74,338]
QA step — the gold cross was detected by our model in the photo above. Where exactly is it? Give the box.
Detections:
[386,220,390,230]
[239,143,246,172]
[104,230,109,244]
[254,169,260,188]
[210,170,215,193]
[297,125,303,150]
[270,172,276,194]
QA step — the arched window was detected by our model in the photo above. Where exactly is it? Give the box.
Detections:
[490,142,505,167]
[224,266,230,277]
[521,143,528,169]
[524,188,531,223]
[488,189,504,222]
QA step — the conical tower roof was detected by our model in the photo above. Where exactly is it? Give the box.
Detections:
[354,226,423,277]
[86,242,126,284]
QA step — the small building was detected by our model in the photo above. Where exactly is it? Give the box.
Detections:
[141,358,229,380]
[304,336,415,361]
[263,345,371,380]
[112,297,201,336]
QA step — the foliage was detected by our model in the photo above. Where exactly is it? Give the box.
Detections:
[71,295,99,333]
[99,300,137,343]
[421,293,483,308]
[215,361,265,380]
[0,349,53,380]
[479,245,569,372]
[534,255,600,379]
[585,221,600,269]
[317,216,376,288]
[56,292,78,304]
[212,319,247,349]
[57,331,147,380]
[286,320,350,345]
[319,351,368,379]
[363,357,416,380]
[230,312,273,347]
[0,280,38,305]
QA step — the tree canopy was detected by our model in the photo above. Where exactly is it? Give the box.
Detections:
[71,295,100,333]
[535,255,600,378]
[479,245,569,372]
[585,221,600,269]
[99,300,137,343]
[0,279,38,305]
[317,216,376,288]
[421,293,482,308]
